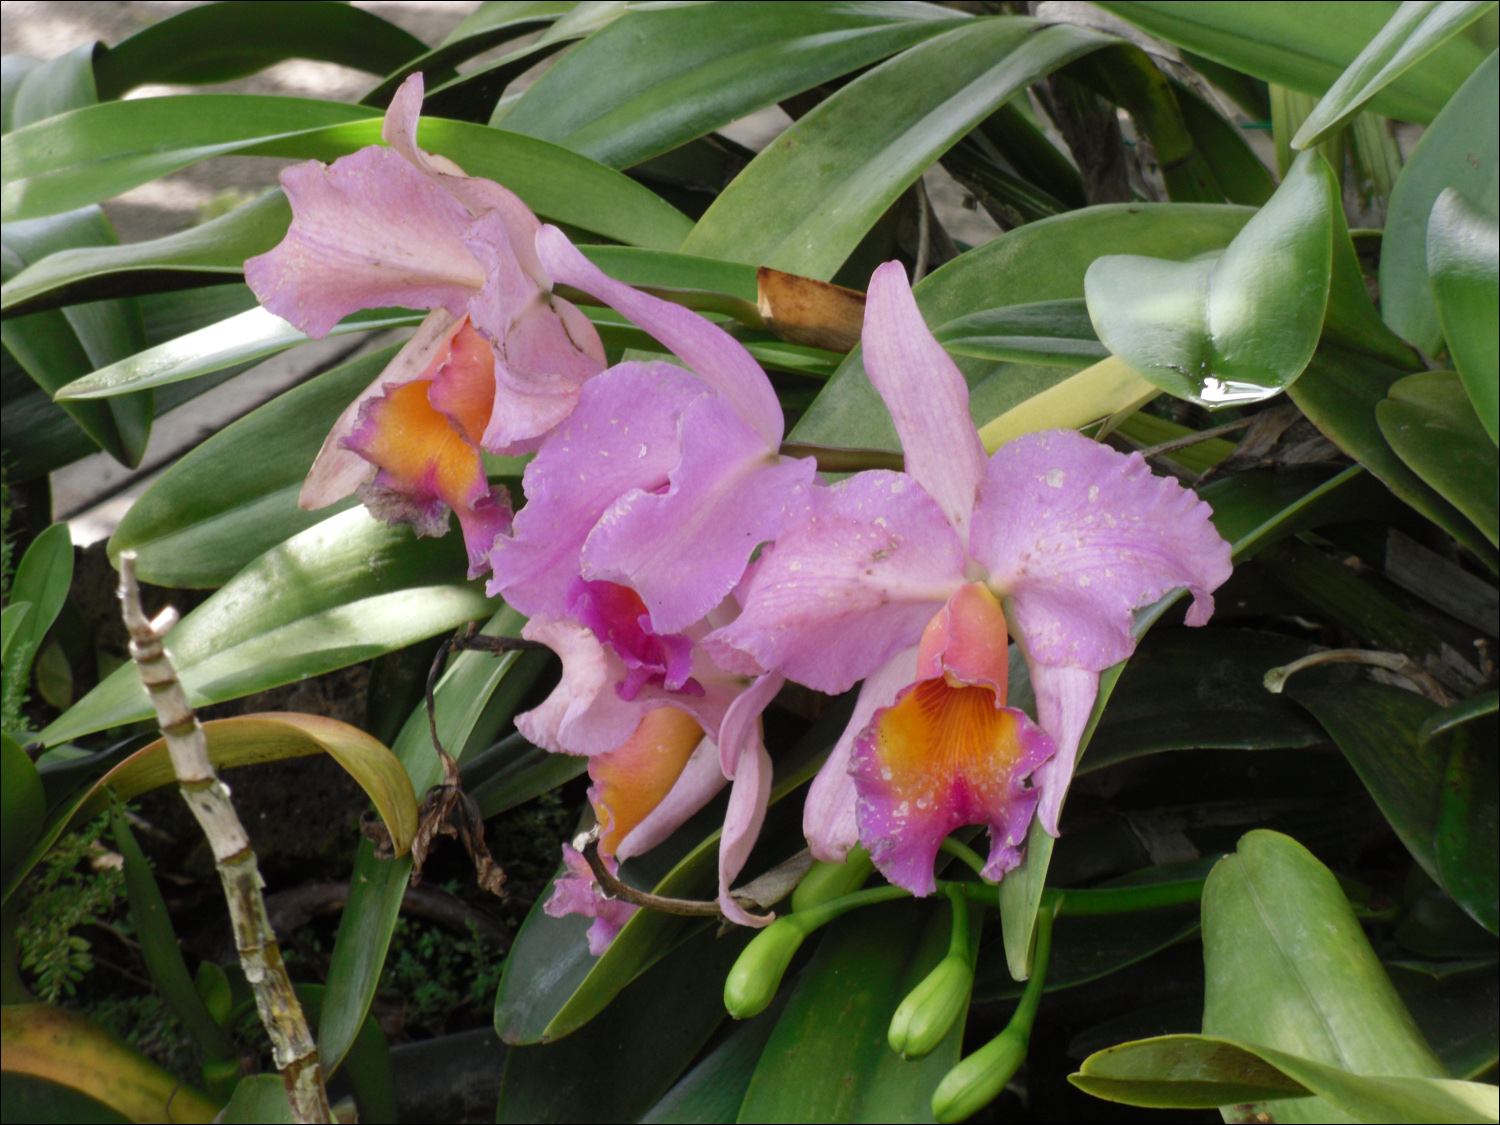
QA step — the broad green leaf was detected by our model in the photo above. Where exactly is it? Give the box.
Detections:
[1428,188,1500,442]
[5,44,97,132]
[1085,150,1338,407]
[503,1,968,169]
[2,524,73,721]
[220,1076,293,1124]
[464,732,588,819]
[1381,51,1498,354]
[0,98,692,248]
[0,1073,129,1124]
[0,1005,219,1123]
[1290,348,1498,568]
[932,299,1108,367]
[1172,76,1277,207]
[495,927,746,1123]
[1434,712,1499,933]
[792,203,1255,452]
[1390,960,1500,1078]
[108,344,399,588]
[1201,830,1447,1122]
[1,730,45,878]
[1096,2,1488,123]
[1421,690,1500,744]
[639,997,790,1124]
[38,508,495,747]
[1378,371,1499,544]
[738,898,970,1123]
[1295,1,1497,148]
[683,17,1110,278]
[975,356,1156,452]
[1072,1034,1500,1121]
[92,1,427,97]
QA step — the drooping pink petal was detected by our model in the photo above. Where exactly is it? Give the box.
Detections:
[568,578,699,699]
[804,646,918,863]
[546,844,638,956]
[851,678,1053,896]
[969,429,1232,671]
[245,146,484,339]
[486,362,703,617]
[862,261,988,542]
[915,582,1010,699]
[581,393,816,634]
[1027,662,1099,837]
[616,735,727,860]
[719,739,775,928]
[536,225,784,448]
[587,707,707,855]
[705,472,966,694]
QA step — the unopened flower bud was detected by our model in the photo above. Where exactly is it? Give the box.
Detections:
[931,1026,1028,1124]
[888,953,973,1058]
[791,845,874,913]
[724,916,808,1019]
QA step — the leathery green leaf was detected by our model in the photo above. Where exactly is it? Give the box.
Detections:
[683,17,1110,278]
[1,731,45,880]
[38,508,495,747]
[1085,150,1338,408]
[3,523,73,718]
[1434,710,1499,934]
[1378,371,1499,544]
[1428,188,1500,443]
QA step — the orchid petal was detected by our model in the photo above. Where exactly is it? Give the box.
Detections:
[1027,662,1099,837]
[546,844,637,956]
[568,579,698,699]
[804,646,917,863]
[717,672,784,777]
[487,362,702,617]
[425,317,500,446]
[536,225,783,447]
[706,472,965,694]
[915,582,1009,699]
[514,617,646,755]
[852,680,1052,896]
[244,146,483,339]
[587,707,706,855]
[582,394,815,634]
[616,735,727,860]
[971,430,1232,671]
[719,739,775,928]
[863,261,987,541]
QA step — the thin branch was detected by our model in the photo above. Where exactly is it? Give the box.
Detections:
[1263,647,1452,705]
[118,554,333,1124]
[578,834,815,921]
[1137,415,1256,458]
[778,443,906,473]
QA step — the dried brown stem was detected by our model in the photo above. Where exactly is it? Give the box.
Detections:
[1263,647,1453,705]
[117,554,333,1124]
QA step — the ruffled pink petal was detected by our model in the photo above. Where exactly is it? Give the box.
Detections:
[863,261,988,542]
[568,578,699,699]
[536,225,784,448]
[514,617,647,756]
[486,362,703,618]
[851,679,1053,896]
[1027,662,1099,837]
[581,394,816,635]
[546,844,638,956]
[720,739,775,928]
[804,647,917,863]
[244,146,484,339]
[616,735,727,860]
[915,582,1010,699]
[970,429,1232,671]
[705,472,966,694]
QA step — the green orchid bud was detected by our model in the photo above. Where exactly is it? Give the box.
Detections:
[931,1025,1028,1124]
[724,916,809,1019]
[888,953,974,1058]
[791,845,874,913]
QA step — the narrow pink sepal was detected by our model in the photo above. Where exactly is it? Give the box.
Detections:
[705,472,965,694]
[535,225,784,447]
[970,430,1231,671]
[1027,662,1099,837]
[720,740,775,928]
[546,844,637,956]
[581,394,816,634]
[804,647,917,863]
[616,736,727,860]
[862,261,987,542]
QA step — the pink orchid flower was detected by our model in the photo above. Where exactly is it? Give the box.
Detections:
[707,262,1232,896]
[244,73,605,574]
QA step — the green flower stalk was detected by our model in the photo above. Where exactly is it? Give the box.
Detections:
[791,844,874,912]
[889,884,974,1058]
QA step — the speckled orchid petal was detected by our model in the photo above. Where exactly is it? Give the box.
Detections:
[851,678,1053,896]
[588,707,706,855]
[863,261,987,541]
[568,578,699,699]
[546,844,637,956]
[1026,662,1099,837]
[536,225,784,447]
[581,393,816,634]
[616,735,727,861]
[720,738,775,928]
[487,362,703,617]
[970,429,1232,672]
[705,472,966,694]
[804,646,917,863]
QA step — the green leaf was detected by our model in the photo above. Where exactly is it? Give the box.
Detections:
[1378,371,1499,544]
[5,44,98,132]
[221,1075,293,1124]
[1085,150,1338,407]
[2,523,73,721]
[37,509,495,747]
[1200,830,1447,1121]
[108,344,399,588]
[464,732,588,819]
[738,898,971,1123]
[1290,348,1498,568]
[94,2,426,97]
[1420,690,1499,744]
[1096,2,1489,123]
[1390,960,1500,1078]
[1172,76,1277,207]
[1295,1,1497,148]
[0,1073,130,1124]
[1428,188,1500,443]
[639,995,790,1124]
[1381,51,1498,354]
[932,299,1108,367]
[1071,1034,1500,1121]
[1,730,45,878]
[295,984,399,1125]
[1434,712,1499,933]
[682,17,1111,279]
[503,0,968,169]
